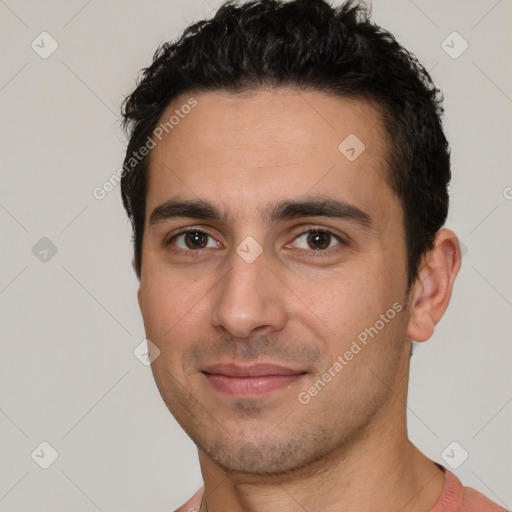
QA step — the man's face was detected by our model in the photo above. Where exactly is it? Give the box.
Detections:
[138,88,412,475]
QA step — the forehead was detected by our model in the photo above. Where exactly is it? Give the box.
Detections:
[145,87,397,225]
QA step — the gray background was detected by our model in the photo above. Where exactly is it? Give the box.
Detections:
[0,0,511,510]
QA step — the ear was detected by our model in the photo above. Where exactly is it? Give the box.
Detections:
[137,286,142,313]
[406,229,462,342]
[133,257,143,312]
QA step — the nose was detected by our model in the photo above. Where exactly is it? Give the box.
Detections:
[210,245,288,339]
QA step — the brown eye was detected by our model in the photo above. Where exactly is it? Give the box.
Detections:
[293,230,341,252]
[183,231,209,249]
[306,231,332,250]
[167,230,220,252]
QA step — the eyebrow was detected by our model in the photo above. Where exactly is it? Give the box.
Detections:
[149,196,373,229]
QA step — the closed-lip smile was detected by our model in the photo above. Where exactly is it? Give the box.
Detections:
[202,362,307,396]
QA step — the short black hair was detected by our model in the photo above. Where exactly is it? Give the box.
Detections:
[121,0,450,289]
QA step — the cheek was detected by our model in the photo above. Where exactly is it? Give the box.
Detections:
[138,266,222,377]
[140,281,200,398]
[304,264,404,351]
[139,274,196,349]
[312,265,376,313]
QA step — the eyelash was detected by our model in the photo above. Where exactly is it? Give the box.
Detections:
[163,226,347,260]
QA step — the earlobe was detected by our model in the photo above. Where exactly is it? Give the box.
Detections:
[406,229,462,342]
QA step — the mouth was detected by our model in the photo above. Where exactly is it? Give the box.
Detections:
[201,363,307,396]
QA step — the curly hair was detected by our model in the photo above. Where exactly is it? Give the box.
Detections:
[121,0,450,289]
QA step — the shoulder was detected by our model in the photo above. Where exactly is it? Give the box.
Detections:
[461,486,509,512]
[431,465,508,512]
[174,486,204,512]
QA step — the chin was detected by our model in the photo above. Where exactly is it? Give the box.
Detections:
[199,432,331,476]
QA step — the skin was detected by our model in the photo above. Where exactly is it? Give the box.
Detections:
[136,88,462,511]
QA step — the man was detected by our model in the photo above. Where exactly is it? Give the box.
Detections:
[120,0,507,510]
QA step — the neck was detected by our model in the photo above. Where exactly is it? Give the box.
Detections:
[198,374,445,512]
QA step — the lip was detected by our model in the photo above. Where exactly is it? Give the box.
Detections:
[202,363,307,396]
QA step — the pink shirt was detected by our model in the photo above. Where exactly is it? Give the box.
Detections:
[175,465,508,511]
[431,465,507,512]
